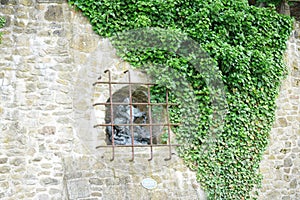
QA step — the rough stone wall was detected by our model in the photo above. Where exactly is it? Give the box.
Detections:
[0,0,204,199]
[0,0,299,199]
[257,22,300,200]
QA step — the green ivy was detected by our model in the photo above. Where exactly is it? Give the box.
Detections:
[0,16,5,44]
[68,0,293,199]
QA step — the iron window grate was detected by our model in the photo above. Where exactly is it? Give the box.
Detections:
[93,69,180,161]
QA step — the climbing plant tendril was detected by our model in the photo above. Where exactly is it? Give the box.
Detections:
[68,0,293,199]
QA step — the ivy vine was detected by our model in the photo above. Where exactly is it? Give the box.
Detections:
[68,0,293,199]
[0,16,5,44]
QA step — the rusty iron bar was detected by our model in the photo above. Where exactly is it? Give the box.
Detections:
[93,123,180,128]
[124,70,135,162]
[104,69,115,161]
[95,144,180,149]
[165,89,172,161]
[147,85,153,161]
[93,81,155,86]
[93,102,178,106]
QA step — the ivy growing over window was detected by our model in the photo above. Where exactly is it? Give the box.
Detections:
[68,0,293,199]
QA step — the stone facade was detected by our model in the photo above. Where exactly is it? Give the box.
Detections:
[0,0,299,199]
[0,0,204,199]
[257,22,300,200]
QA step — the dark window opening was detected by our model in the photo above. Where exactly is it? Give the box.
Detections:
[105,86,150,145]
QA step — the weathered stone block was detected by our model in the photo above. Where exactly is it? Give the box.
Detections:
[290,179,298,188]
[0,158,8,164]
[24,174,38,185]
[37,0,64,3]
[0,7,14,15]
[41,163,52,169]
[10,158,24,166]
[55,93,72,104]
[89,178,103,185]
[40,177,59,186]
[49,188,61,195]
[38,126,56,135]
[67,179,91,199]
[0,0,17,5]
[37,194,50,200]
[45,5,63,22]
[0,166,10,173]
[284,157,293,167]
[19,0,34,6]
[65,172,82,179]
[71,35,98,52]
[0,181,9,189]
[278,118,288,127]
[282,196,291,200]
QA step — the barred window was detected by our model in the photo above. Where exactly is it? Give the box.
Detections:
[93,70,179,161]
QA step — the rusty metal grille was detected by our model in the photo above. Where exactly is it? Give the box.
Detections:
[93,70,180,161]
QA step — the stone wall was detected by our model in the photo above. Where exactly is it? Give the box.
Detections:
[257,22,300,200]
[0,0,204,199]
[0,0,299,199]
[290,2,300,21]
